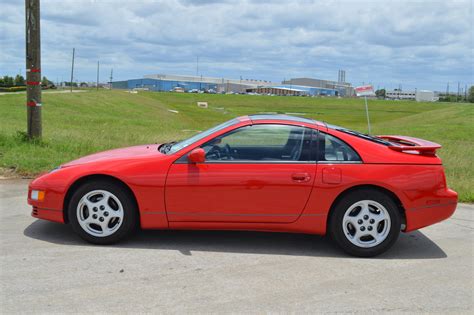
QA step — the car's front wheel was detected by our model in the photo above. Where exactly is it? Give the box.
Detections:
[329,189,401,257]
[68,180,138,244]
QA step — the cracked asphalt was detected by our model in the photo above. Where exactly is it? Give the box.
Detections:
[1,179,473,313]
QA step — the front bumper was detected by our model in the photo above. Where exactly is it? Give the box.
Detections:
[28,179,65,224]
[31,206,64,223]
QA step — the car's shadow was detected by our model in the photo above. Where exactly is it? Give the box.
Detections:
[23,220,447,259]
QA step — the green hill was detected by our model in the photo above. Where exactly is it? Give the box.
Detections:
[1,90,472,202]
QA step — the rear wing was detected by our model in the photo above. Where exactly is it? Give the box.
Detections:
[377,135,441,156]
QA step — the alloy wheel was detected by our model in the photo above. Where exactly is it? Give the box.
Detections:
[76,189,124,237]
[342,200,391,248]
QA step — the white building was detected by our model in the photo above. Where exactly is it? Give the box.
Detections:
[415,90,438,102]
[385,89,437,102]
[385,90,416,100]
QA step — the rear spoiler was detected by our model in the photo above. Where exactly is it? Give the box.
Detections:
[377,135,441,156]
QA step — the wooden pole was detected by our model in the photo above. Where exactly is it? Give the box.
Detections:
[25,0,42,139]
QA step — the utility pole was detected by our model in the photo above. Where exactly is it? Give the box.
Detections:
[109,68,113,89]
[70,48,75,92]
[446,82,449,96]
[457,82,460,102]
[25,0,42,139]
[465,84,468,101]
[96,61,99,91]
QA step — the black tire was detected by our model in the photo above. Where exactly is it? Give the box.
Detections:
[329,189,401,257]
[68,180,138,245]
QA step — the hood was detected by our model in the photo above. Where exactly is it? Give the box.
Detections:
[62,144,162,167]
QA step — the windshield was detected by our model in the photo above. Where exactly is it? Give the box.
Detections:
[166,118,239,154]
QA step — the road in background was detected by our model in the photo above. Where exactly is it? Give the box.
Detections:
[1,179,472,313]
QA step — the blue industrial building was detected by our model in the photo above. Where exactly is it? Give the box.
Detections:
[112,78,217,92]
[271,85,339,96]
[247,84,339,96]
[112,74,348,96]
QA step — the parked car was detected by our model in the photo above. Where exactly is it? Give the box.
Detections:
[28,115,457,256]
[170,87,184,93]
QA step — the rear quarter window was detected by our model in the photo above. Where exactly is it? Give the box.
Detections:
[317,132,361,162]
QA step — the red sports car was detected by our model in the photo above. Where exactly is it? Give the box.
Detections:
[28,115,457,257]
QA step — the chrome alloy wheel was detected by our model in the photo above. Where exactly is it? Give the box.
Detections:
[342,200,391,248]
[76,190,124,237]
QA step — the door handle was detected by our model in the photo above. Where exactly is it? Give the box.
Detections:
[291,172,311,182]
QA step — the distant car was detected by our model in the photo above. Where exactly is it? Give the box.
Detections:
[28,115,457,257]
[188,89,199,93]
[171,87,184,93]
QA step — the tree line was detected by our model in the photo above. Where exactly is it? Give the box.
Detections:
[0,75,54,87]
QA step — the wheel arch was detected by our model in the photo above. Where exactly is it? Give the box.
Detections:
[63,174,140,224]
[326,184,406,232]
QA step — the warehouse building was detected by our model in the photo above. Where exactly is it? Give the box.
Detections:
[247,85,338,96]
[111,77,218,92]
[111,73,350,97]
[282,77,354,96]
[385,89,437,102]
[385,89,416,100]
[143,74,276,93]
[112,74,277,93]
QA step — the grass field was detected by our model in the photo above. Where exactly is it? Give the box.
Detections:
[0,89,472,202]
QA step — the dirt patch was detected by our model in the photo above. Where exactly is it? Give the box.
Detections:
[0,167,34,180]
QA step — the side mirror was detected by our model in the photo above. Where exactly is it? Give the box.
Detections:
[188,148,206,163]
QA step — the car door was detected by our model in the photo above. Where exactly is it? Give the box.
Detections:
[165,124,317,223]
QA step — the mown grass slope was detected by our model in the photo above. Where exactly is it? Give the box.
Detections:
[0,90,472,201]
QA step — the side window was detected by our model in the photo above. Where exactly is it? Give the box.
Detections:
[317,132,361,162]
[200,124,315,162]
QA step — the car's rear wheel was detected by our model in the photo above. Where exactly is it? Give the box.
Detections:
[68,180,138,244]
[329,189,401,257]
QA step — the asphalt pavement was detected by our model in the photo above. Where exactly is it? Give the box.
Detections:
[1,179,473,313]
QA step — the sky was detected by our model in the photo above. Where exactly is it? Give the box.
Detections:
[1,0,473,91]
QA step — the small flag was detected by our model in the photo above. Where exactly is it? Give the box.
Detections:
[355,85,375,97]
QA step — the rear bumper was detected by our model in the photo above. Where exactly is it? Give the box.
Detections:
[405,189,457,232]
[31,206,64,223]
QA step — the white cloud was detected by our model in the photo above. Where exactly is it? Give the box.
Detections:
[0,0,472,90]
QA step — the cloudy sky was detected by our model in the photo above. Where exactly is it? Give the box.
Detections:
[1,0,472,91]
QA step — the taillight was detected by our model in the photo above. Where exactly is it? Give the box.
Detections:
[438,169,447,189]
